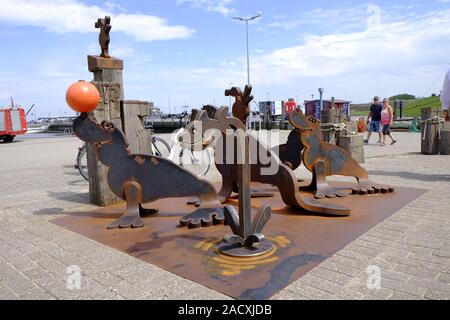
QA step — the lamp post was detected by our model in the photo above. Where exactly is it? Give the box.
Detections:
[234,13,261,85]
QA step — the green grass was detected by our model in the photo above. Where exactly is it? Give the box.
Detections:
[403,96,441,117]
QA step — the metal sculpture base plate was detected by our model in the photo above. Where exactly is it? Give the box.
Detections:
[50,182,425,300]
[219,241,274,257]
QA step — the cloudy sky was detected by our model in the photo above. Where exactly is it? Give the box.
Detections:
[0,0,449,117]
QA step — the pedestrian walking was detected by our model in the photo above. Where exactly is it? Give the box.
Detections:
[380,98,397,145]
[364,96,383,144]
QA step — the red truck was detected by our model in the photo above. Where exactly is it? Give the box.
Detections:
[0,108,27,143]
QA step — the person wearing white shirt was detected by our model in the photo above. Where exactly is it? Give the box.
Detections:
[441,67,450,121]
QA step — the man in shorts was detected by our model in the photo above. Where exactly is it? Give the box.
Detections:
[364,96,383,144]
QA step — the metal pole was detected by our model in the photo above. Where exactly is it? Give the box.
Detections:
[246,20,250,85]
[234,13,261,86]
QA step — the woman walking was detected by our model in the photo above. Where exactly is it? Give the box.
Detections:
[381,98,397,145]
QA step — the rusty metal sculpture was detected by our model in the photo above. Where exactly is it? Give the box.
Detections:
[289,110,394,198]
[184,86,350,216]
[220,131,274,257]
[73,113,224,229]
[225,86,252,125]
[95,16,111,58]
[276,128,304,170]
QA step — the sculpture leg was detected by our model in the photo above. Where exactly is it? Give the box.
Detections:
[217,165,234,203]
[353,177,395,195]
[180,190,224,228]
[310,161,348,199]
[108,181,145,229]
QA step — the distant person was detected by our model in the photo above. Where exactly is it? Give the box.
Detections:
[364,96,383,144]
[380,98,397,145]
[441,67,450,122]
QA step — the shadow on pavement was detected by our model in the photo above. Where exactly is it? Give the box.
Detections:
[369,170,450,182]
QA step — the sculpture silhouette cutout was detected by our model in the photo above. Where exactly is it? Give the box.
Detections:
[289,110,394,198]
[95,16,111,58]
[225,85,252,125]
[184,92,350,216]
[73,113,224,229]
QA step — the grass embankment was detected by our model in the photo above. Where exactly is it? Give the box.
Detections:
[350,96,441,117]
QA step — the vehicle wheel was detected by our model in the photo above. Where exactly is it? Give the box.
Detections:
[2,135,15,143]
[77,144,89,181]
[178,147,212,177]
[151,137,171,158]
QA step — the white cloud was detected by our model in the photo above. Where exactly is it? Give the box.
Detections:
[109,46,135,58]
[0,0,195,41]
[151,7,450,103]
[177,0,235,16]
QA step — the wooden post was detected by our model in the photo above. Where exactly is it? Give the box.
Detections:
[439,122,450,155]
[320,109,332,143]
[421,107,439,155]
[121,100,153,155]
[87,55,124,206]
[337,135,365,163]
[280,101,286,130]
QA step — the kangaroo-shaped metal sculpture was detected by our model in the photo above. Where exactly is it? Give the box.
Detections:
[183,87,350,216]
[289,109,394,199]
[73,113,224,229]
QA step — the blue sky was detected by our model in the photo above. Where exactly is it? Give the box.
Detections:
[0,0,449,118]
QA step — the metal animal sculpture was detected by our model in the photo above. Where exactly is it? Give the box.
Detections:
[276,128,304,170]
[73,113,224,229]
[184,106,350,216]
[289,110,394,199]
[95,16,111,58]
[225,85,252,125]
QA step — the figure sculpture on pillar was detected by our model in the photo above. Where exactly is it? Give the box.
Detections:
[95,16,111,58]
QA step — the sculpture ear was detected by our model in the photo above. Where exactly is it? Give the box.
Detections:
[190,109,200,121]
[289,110,310,130]
[215,107,229,121]
[196,110,209,121]
[243,85,252,98]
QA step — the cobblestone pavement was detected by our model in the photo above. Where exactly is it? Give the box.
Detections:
[0,131,449,300]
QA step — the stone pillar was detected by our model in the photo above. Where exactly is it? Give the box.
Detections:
[87,55,124,206]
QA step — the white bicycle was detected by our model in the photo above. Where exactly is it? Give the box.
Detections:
[152,128,212,177]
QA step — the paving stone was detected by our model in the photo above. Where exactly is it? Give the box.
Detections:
[390,291,422,300]
[439,273,450,284]
[407,276,450,294]
[319,260,362,278]
[393,264,439,280]
[292,274,343,295]
[424,289,450,300]
[270,290,303,300]
[308,267,353,286]
[346,279,393,299]
[285,285,338,300]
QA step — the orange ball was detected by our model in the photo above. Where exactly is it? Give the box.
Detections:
[66,80,100,113]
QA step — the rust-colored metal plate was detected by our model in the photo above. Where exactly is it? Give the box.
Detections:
[51,182,426,300]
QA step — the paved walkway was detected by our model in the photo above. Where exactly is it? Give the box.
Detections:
[0,131,449,300]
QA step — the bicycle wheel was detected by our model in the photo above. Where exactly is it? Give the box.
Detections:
[178,147,211,177]
[151,137,171,158]
[77,144,89,181]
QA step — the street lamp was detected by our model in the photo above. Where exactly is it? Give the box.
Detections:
[234,12,262,85]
